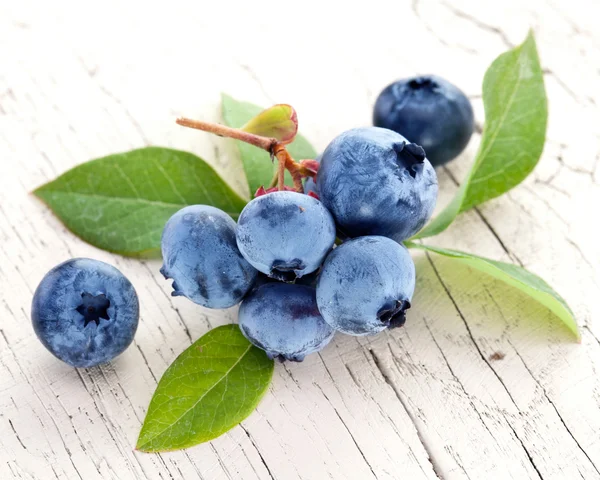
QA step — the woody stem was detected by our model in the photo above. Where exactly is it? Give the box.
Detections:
[176,116,305,193]
[176,117,276,151]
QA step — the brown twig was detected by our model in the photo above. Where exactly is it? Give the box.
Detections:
[273,146,304,192]
[176,114,312,194]
[176,117,275,151]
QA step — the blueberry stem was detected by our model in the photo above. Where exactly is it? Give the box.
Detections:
[276,148,286,191]
[176,117,275,151]
[272,145,304,192]
[176,113,317,194]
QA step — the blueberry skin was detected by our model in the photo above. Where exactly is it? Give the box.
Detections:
[236,191,336,282]
[239,283,335,362]
[31,258,139,368]
[317,127,438,242]
[373,75,474,166]
[161,205,258,308]
[316,236,415,336]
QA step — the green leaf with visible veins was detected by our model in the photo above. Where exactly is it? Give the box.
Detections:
[416,31,548,239]
[222,93,318,194]
[34,147,247,257]
[137,325,274,452]
[406,242,579,340]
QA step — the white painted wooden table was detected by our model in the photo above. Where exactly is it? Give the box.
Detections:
[2,0,599,478]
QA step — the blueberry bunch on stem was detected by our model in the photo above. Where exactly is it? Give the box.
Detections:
[171,108,438,361]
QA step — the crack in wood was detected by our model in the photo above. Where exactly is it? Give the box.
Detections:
[508,339,600,475]
[142,262,195,344]
[421,318,543,479]
[440,1,513,49]
[8,419,27,451]
[368,348,446,480]
[410,3,478,55]
[240,425,276,480]
[504,421,543,480]
[315,384,379,480]
[427,250,600,476]
[135,341,158,383]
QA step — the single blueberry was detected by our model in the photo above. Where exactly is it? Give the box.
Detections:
[236,191,336,282]
[31,258,139,368]
[239,283,335,362]
[317,127,438,242]
[161,205,258,308]
[373,75,474,166]
[316,236,415,336]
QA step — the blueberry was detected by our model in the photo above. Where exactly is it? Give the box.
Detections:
[316,236,415,336]
[236,191,336,282]
[161,205,258,308]
[373,75,474,166]
[317,127,438,242]
[31,258,139,368]
[239,283,335,362]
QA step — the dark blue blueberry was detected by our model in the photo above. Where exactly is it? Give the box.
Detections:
[161,205,258,308]
[31,258,139,368]
[317,127,438,242]
[236,191,336,282]
[239,283,335,362]
[316,236,415,336]
[373,75,474,166]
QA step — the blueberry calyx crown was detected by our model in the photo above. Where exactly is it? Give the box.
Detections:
[268,352,305,363]
[160,266,183,297]
[270,259,305,283]
[393,142,426,179]
[407,76,437,91]
[76,292,111,327]
[377,299,411,329]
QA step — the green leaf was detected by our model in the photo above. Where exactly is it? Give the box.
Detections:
[406,242,579,340]
[34,147,247,257]
[416,31,548,238]
[222,93,318,194]
[137,325,274,452]
[241,104,298,144]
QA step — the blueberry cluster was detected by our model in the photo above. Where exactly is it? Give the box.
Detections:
[30,124,440,367]
[161,126,438,362]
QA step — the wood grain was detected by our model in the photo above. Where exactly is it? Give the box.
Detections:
[1,0,598,478]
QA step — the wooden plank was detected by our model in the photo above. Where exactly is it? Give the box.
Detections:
[1,0,599,478]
